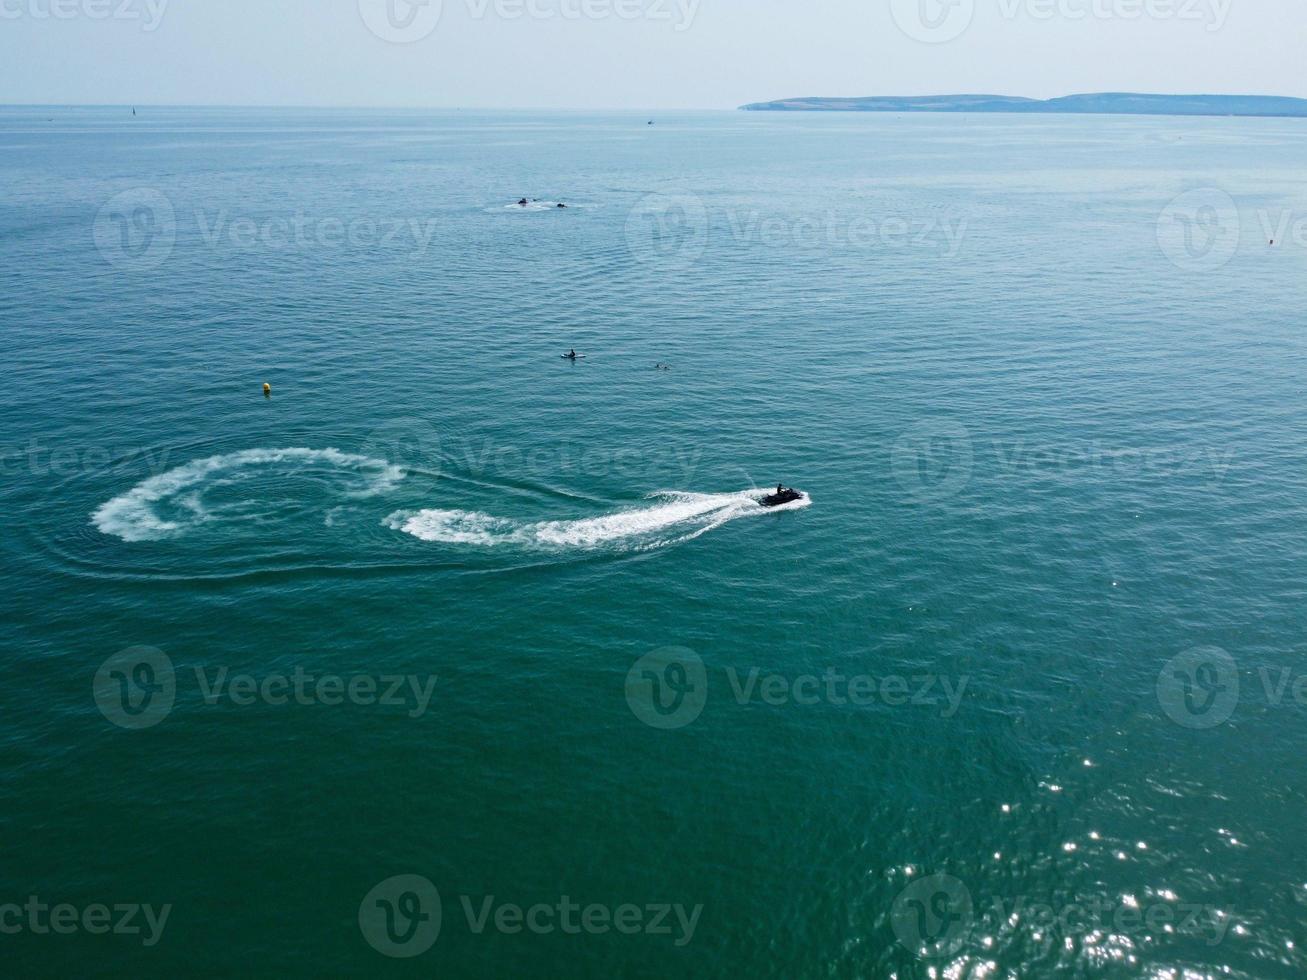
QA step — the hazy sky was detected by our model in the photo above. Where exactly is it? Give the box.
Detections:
[0,0,1301,108]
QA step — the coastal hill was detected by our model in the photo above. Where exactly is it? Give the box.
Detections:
[739,93,1307,117]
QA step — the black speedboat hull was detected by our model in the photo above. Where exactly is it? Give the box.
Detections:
[761,489,805,508]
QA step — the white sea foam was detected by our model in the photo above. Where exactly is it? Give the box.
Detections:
[93,448,405,542]
[385,489,810,552]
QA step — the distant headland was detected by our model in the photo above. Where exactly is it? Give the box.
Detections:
[739,93,1307,118]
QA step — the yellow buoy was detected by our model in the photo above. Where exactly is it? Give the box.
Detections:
[263,383,272,397]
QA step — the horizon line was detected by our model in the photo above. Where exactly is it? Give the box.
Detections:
[0,102,730,111]
[6,90,1306,113]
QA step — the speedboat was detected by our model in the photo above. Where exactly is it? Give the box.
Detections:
[761,487,805,507]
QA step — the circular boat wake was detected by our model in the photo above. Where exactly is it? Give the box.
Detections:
[92,448,405,542]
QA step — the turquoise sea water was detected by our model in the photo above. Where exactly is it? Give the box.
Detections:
[3,107,1307,977]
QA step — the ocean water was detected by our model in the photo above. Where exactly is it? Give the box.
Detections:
[3,106,1307,977]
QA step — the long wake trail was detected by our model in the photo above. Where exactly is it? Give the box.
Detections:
[385,489,810,553]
